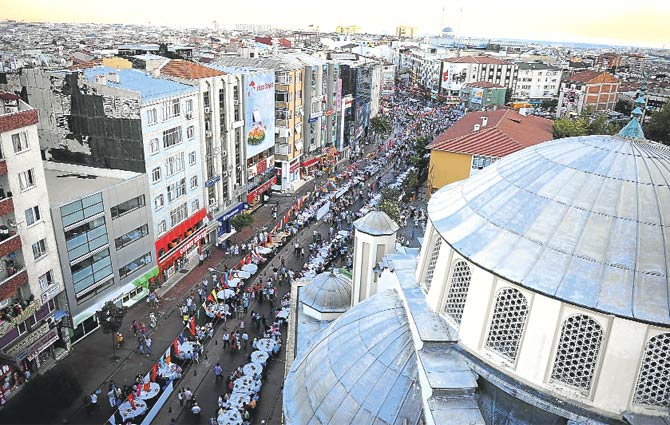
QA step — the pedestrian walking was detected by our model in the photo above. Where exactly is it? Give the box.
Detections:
[178,388,184,406]
[145,336,152,357]
[214,363,223,382]
[184,387,193,407]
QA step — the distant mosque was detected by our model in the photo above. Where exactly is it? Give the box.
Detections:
[282,111,670,424]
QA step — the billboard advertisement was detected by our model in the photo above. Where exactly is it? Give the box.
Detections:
[471,88,484,104]
[244,72,275,159]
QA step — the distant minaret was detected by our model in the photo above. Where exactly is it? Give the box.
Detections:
[351,210,399,306]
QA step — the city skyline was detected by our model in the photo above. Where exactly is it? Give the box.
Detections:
[2,0,669,48]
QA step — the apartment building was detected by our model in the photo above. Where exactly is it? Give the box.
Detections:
[399,48,449,94]
[514,62,562,101]
[159,60,247,245]
[440,56,518,97]
[45,162,154,342]
[0,94,68,383]
[557,70,620,116]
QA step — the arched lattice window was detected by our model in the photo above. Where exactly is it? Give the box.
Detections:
[550,314,603,394]
[485,288,529,362]
[443,260,471,325]
[633,333,670,408]
[423,237,442,291]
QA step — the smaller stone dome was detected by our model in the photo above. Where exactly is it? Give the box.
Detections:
[354,210,399,236]
[301,270,352,313]
[442,26,454,33]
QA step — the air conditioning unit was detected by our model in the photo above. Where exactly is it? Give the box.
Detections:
[221,151,228,157]
[185,112,193,120]
[205,130,213,138]
[222,171,229,178]
[204,107,211,114]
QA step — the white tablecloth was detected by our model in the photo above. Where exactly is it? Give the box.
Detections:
[217,289,235,299]
[118,399,147,421]
[158,364,179,380]
[250,350,269,364]
[137,382,160,400]
[226,277,241,288]
[233,375,262,395]
[233,270,251,279]
[217,409,243,425]
[242,264,258,274]
[256,338,275,353]
[258,247,272,255]
[227,392,251,410]
[242,362,263,377]
[276,309,289,319]
[177,341,195,359]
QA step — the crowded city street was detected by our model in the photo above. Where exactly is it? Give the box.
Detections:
[46,84,462,425]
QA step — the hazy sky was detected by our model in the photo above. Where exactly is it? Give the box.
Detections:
[2,0,669,47]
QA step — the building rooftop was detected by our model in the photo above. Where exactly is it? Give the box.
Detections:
[564,70,619,84]
[429,109,553,157]
[463,81,504,89]
[429,134,670,326]
[517,62,561,71]
[354,210,400,236]
[161,59,226,80]
[301,270,352,313]
[83,66,196,103]
[44,161,141,206]
[445,55,507,65]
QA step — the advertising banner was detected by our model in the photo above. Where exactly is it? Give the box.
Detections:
[471,88,484,104]
[245,72,275,159]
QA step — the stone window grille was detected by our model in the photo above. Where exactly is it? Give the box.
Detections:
[550,314,603,394]
[485,288,529,362]
[423,237,442,291]
[633,333,670,408]
[443,260,471,326]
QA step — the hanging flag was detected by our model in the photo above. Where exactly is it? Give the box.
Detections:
[151,363,158,382]
[189,317,196,336]
[210,289,218,302]
[127,393,136,410]
[177,331,185,345]
[173,339,180,357]
[284,211,290,224]
[246,254,252,264]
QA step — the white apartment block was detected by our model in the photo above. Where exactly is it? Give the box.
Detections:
[440,56,518,96]
[514,62,562,100]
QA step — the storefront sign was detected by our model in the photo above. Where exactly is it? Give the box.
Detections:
[40,282,61,305]
[216,202,247,237]
[290,160,300,173]
[27,329,59,361]
[336,79,342,111]
[3,322,50,361]
[247,164,257,179]
[9,299,41,326]
[246,176,277,204]
[308,116,318,123]
[301,157,320,168]
[205,175,221,187]
[178,227,208,256]
[256,159,268,175]
[325,109,335,116]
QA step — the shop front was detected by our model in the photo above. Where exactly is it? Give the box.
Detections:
[275,157,302,191]
[216,202,247,245]
[246,176,277,209]
[155,208,207,282]
[300,156,322,179]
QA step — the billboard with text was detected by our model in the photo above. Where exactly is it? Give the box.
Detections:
[244,72,275,159]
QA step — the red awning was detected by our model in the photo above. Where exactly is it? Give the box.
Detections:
[301,157,320,168]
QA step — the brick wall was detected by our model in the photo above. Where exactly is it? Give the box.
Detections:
[0,110,38,133]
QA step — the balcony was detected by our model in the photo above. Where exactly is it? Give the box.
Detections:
[0,159,6,176]
[0,196,13,218]
[8,298,41,326]
[0,268,27,302]
[0,233,20,259]
[276,83,290,92]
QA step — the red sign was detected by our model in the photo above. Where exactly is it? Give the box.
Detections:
[290,160,300,172]
[325,109,335,116]
[443,71,449,82]
[178,227,208,255]
[246,176,277,204]
[256,159,268,174]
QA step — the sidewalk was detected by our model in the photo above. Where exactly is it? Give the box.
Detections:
[49,176,320,424]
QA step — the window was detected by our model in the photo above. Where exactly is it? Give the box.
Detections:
[151,167,161,183]
[72,249,113,300]
[149,138,159,154]
[187,126,195,139]
[115,224,149,250]
[550,315,603,394]
[64,216,108,260]
[162,127,182,149]
[119,252,153,278]
[165,153,185,176]
[25,205,41,226]
[276,92,292,102]
[18,169,36,191]
[162,99,180,120]
[11,132,29,153]
[170,203,188,227]
[192,199,199,212]
[154,194,165,210]
[633,333,670,408]
[38,270,54,290]
[157,220,167,235]
[32,239,47,260]
[61,193,104,227]
[190,175,198,189]
[111,195,145,219]
[423,236,442,291]
[147,108,158,125]
[443,260,471,326]
[167,178,186,202]
[185,99,193,114]
[485,288,529,362]
[188,151,196,165]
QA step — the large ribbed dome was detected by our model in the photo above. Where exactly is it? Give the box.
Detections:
[283,290,422,425]
[301,270,352,313]
[429,135,670,325]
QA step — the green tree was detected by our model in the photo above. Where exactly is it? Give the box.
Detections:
[587,115,621,136]
[96,301,126,361]
[231,213,254,232]
[615,99,632,116]
[541,99,558,110]
[552,115,589,138]
[645,103,670,145]
[378,188,401,223]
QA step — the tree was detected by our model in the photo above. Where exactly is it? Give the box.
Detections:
[378,188,401,223]
[370,116,392,139]
[231,213,254,232]
[645,103,670,145]
[541,99,558,110]
[587,115,622,136]
[96,301,126,361]
[615,99,632,116]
